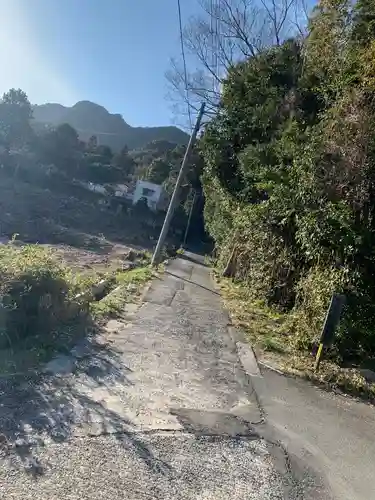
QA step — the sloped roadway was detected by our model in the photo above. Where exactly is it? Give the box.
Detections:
[0,256,371,499]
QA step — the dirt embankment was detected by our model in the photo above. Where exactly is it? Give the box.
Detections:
[0,174,163,266]
[0,174,158,375]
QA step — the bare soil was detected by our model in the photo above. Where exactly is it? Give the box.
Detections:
[0,173,160,274]
[0,174,157,375]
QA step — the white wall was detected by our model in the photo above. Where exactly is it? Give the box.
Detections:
[132,180,163,211]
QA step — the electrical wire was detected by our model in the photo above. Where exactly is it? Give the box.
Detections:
[216,0,220,89]
[214,0,220,94]
[177,0,193,130]
[210,0,214,93]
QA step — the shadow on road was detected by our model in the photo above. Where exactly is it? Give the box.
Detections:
[179,251,209,267]
[170,408,259,438]
[165,270,220,296]
[0,323,167,477]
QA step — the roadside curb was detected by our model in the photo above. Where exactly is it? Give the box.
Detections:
[226,325,268,422]
[236,342,261,377]
[236,342,267,412]
[227,325,247,344]
[227,326,262,378]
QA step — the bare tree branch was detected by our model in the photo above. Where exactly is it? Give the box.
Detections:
[167,0,310,128]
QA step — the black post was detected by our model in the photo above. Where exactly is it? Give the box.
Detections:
[314,293,346,371]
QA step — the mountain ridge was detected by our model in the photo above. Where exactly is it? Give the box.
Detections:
[32,101,189,152]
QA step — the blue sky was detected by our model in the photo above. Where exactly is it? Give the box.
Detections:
[0,0,314,128]
[0,0,201,127]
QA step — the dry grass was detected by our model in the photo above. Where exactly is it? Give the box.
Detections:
[0,242,154,376]
[217,277,289,353]
[217,275,375,402]
[91,266,154,320]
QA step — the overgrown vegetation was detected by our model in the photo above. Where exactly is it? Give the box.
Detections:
[218,277,375,400]
[0,240,153,375]
[200,0,375,369]
[90,266,153,320]
[0,243,88,348]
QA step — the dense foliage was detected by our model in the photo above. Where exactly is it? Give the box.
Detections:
[200,0,375,361]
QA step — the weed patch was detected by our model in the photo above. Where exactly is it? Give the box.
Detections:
[0,244,88,346]
[217,274,375,402]
[90,266,153,321]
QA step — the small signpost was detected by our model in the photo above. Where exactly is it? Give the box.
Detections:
[314,293,346,371]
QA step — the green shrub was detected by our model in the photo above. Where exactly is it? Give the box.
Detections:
[0,244,84,346]
[284,266,348,351]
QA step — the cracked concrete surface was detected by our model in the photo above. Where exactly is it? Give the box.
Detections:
[0,257,328,499]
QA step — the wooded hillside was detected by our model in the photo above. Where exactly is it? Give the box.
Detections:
[200,0,375,362]
[33,101,189,151]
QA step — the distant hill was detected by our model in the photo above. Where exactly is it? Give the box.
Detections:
[32,101,189,152]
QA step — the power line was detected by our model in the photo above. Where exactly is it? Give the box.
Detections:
[216,0,221,89]
[209,0,220,95]
[210,0,214,93]
[177,0,193,130]
[213,0,220,94]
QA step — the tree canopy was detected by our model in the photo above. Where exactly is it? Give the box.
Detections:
[200,0,375,360]
[0,88,33,149]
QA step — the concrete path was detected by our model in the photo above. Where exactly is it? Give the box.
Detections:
[0,257,298,499]
[0,257,353,499]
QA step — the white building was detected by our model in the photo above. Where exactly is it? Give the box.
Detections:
[132,180,168,211]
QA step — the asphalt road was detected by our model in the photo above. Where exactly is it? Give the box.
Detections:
[258,365,375,500]
[0,256,374,499]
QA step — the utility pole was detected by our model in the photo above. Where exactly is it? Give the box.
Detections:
[151,102,205,266]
